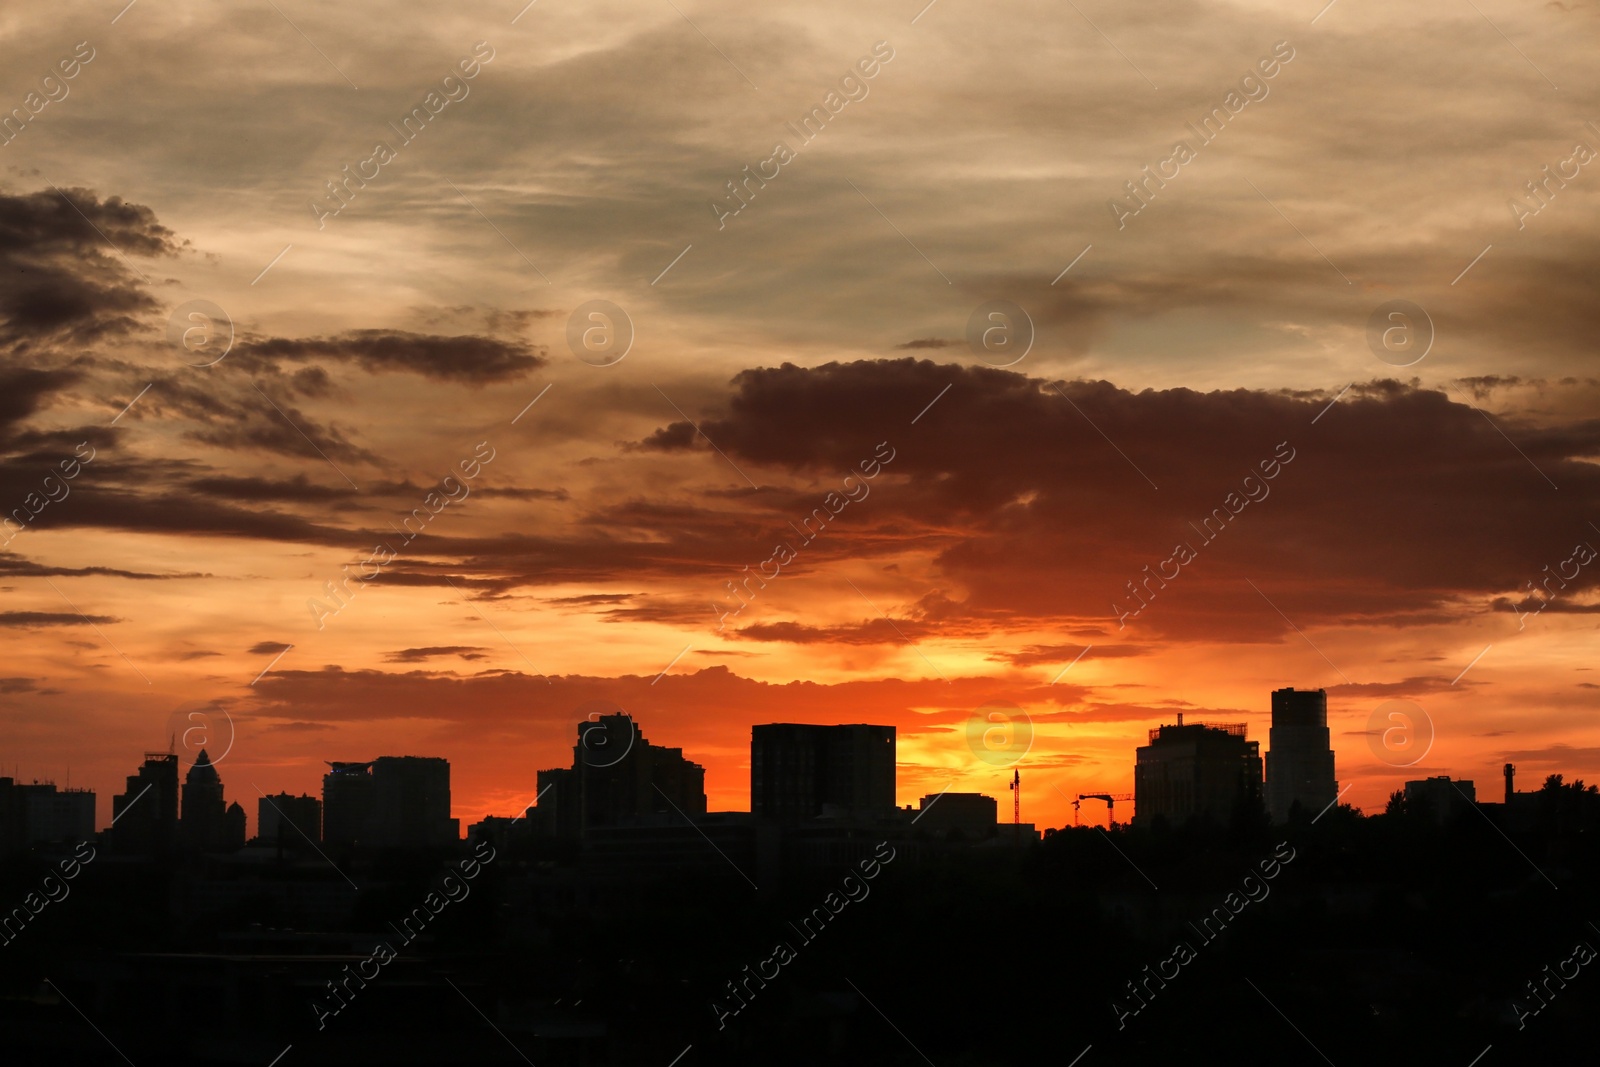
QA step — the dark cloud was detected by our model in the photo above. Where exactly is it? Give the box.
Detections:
[895,338,957,350]
[385,646,490,663]
[0,611,118,626]
[186,473,356,502]
[0,187,179,353]
[475,486,569,501]
[241,330,545,383]
[733,619,935,645]
[629,359,1600,641]
[0,368,83,443]
[1490,596,1600,616]
[0,557,208,581]
[248,641,293,655]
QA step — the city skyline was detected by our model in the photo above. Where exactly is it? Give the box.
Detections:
[18,687,1571,841]
[2,0,1598,868]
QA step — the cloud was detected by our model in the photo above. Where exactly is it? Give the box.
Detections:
[991,643,1143,667]
[186,473,357,502]
[475,486,570,501]
[1490,596,1600,616]
[545,593,636,606]
[1330,676,1483,696]
[0,557,208,582]
[1500,744,1600,766]
[895,338,957,350]
[733,619,937,645]
[0,187,180,353]
[0,611,118,626]
[241,330,545,383]
[248,641,293,655]
[629,360,1600,641]
[0,368,82,443]
[384,646,490,663]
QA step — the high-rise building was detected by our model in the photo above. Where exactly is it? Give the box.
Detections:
[111,753,180,853]
[224,801,247,849]
[0,779,22,856]
[750,723,896,824]
[181,749,233,851]
[535,714,706,838]
[322,761,374,847]
[12,783,96,844]
[258,792,321,849]
[367,756,457,847]
[1265,687,1339,823]
[1134,715,1263,827]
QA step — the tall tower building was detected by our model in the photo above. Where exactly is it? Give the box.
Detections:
[535,714,706,838]
[259,792,322,850]
[322,761,374,847]
[1265,688,1338,823]
[367,756,457,847]
[750,723,896,824]
[224,801,247,849]
[111,753,180,854]
[181,749,231,850]
[1134,716,1262,827]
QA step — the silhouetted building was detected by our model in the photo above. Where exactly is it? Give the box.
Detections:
[181,749,235,851]
[536,714,706,838]
[368,756,457,847]
[0,780,95,850]
[322,761,374,847]
[225,801,246,848]
[258,792,321,849]
[11,782,96,844]
[111,753,180,853]
[751,723,896,824]
[1405,776,1475,824]
[913,792,997,833]
[1134,715,1263,827]
[582,811,763,881]
[1265,687,1339,822]
[0,779,22,855]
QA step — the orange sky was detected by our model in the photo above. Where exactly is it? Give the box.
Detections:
[2,0,1597,835]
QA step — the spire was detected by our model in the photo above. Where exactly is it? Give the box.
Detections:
[186,749,221,784]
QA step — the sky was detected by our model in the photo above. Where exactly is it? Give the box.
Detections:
[2,0,1598,833]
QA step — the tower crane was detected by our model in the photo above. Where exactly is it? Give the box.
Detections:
[1073,792,1134,827]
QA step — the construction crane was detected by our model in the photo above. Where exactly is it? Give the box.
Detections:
[1074,792,1134,827]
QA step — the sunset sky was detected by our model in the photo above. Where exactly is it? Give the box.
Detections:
[2,0,1598,834]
